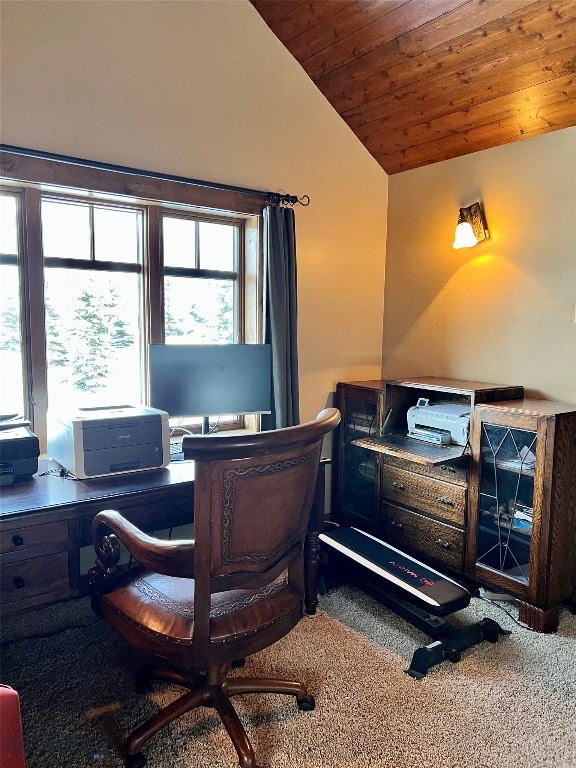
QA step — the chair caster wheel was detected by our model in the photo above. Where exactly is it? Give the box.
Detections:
[135,666,154,695]
[232,658,246,669]
[135,676,153,695]
[297,694,315,711]
[125,752,147,768]
[445,649,461,663]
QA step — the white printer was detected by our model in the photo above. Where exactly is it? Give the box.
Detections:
[407,399,470,446]
[48,405,170,479]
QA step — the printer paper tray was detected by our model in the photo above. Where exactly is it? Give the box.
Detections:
[352,432,468,465]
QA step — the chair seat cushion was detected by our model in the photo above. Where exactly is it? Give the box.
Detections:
[100,568,301,645]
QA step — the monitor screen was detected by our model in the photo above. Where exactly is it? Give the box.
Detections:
[148,344,272,423]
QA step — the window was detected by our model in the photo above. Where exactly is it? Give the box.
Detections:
[42,197,144,410]
[0,150,266,450]
[162,213,240,344]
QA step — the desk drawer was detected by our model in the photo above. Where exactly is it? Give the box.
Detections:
[80,500,172,545]
[380,502,464,571]
[1,552,69,604]
[0,521,68,555]
[381,465,466,525]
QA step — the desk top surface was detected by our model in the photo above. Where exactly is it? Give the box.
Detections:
[0,458,195,517]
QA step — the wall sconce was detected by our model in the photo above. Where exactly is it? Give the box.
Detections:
[452,202,489,249]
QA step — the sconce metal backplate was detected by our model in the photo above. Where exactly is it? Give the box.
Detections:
[462,202,489,243]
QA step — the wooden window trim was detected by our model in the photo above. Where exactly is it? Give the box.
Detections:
[0,146,268,215]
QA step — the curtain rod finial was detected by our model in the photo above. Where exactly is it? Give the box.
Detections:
[266,192,310,207]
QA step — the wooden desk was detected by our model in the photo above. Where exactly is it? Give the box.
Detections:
[0,459,195,617]
[0,458,326,618]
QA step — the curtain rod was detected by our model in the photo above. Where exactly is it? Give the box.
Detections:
[0,144,309,206]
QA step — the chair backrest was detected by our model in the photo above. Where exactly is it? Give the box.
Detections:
[182,408,340,633]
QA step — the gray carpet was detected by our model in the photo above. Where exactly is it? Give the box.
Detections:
[1,585,575,767]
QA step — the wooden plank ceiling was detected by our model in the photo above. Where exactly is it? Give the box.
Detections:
[249,0,576,174]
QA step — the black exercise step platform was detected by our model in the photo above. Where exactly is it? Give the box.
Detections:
[319,526,510,679]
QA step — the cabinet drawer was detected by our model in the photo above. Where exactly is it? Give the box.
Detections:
[381,465,466,525]
[380,502,464,571]
[381,454,467,484]
[0,521,68,555]
[1,551,70,604]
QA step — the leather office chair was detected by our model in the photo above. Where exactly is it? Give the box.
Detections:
[90,407,340,768]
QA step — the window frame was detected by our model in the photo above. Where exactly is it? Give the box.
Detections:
[0,148,267,450]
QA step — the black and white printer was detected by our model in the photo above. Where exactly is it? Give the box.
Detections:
[0,421,40,486]
[47,405,170,479]
[407,398,470,446]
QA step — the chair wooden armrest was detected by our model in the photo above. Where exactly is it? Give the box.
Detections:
[91,509,195,582]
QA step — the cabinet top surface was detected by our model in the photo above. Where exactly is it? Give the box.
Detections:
[339,377,523,393]
[476,399,576,416]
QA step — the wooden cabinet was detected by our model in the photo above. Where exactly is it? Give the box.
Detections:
[334,381,576,632]
[467,400,576,632]
[334,379,570,634]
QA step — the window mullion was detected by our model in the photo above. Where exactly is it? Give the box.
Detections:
[147,206,163,345]
[43,257,141,273]
[89,204,96,261]
[21,187,48,449]
[163,266,237,280]
[235,225,244,344]
[194,220,200,269]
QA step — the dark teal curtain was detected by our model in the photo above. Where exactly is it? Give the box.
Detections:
[261,205,300,429]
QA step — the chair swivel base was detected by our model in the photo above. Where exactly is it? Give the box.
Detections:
[320,526,510,679]
[125,663,315,768]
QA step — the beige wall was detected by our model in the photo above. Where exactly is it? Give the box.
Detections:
[384,128,576,404]
[0,0,388,422]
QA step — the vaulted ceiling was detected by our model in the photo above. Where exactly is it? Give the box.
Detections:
[250,0,576,174]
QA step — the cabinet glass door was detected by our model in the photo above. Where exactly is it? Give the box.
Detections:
[476,423,536,585]
[340,393,380,530]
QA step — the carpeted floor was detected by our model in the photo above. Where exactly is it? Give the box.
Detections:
[1,585,575,767]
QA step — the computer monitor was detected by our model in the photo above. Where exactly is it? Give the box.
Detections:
[148,343,272,434]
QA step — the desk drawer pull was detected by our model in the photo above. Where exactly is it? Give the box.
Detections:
[435,538,452,550]
[391,481,405,490]
[390,520,403,530]
[13,576,25,589]
[12,535,24,546]
[437,496,454,506]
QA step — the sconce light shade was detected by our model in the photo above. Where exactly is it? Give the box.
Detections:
[453,202,489,249]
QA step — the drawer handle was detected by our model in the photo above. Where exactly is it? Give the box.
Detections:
[391,481,405,490]
[12,534,24,546]
[13,576,25,589]
[435,538,452,550]
[390,520,403,529]
[437,496,455,506]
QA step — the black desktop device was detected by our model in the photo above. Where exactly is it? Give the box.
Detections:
[148,343,272,438]
[0,426,40,486]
